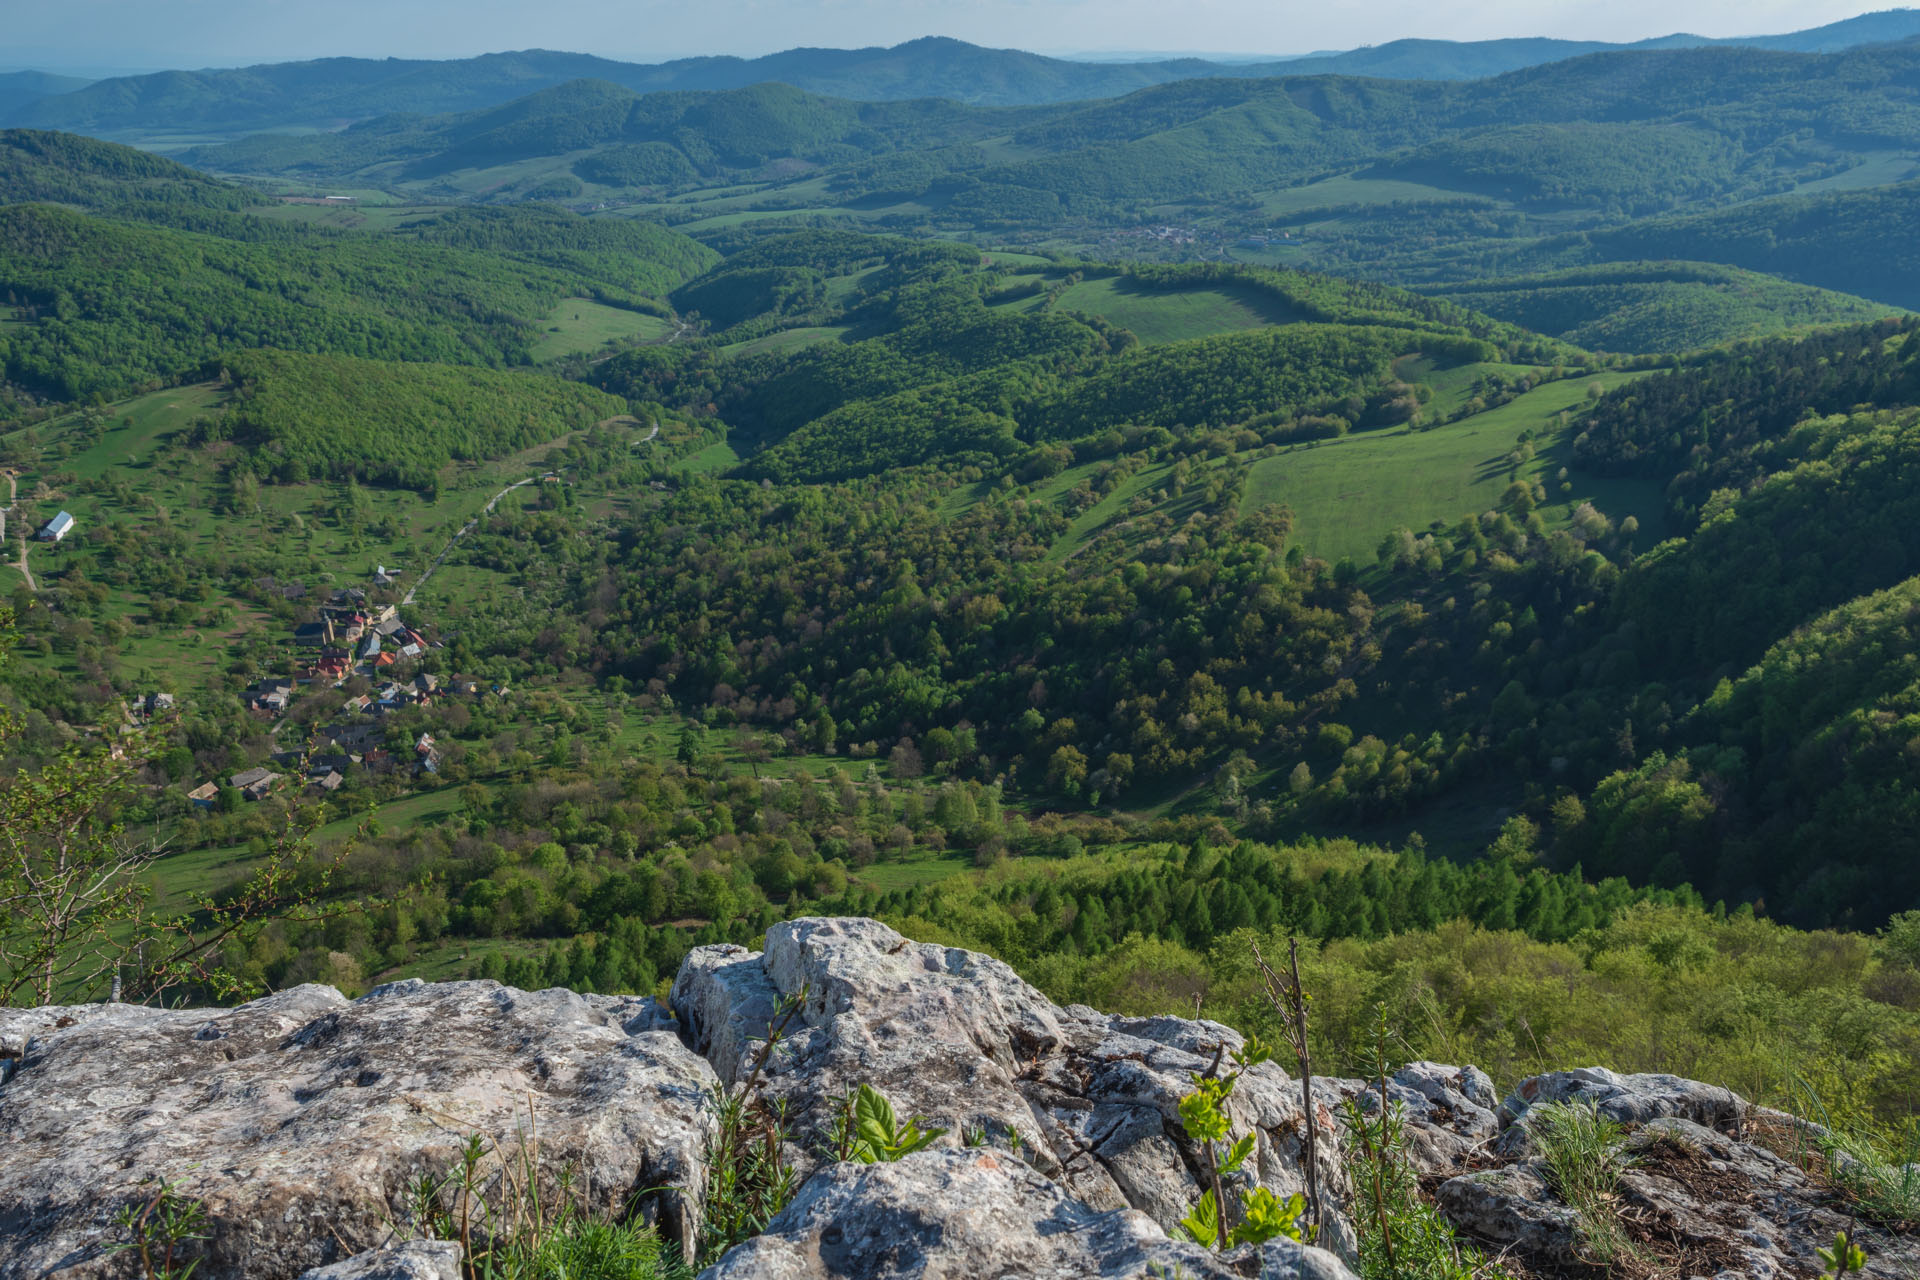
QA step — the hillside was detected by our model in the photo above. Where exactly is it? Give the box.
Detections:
[3,158,1920,1280]
[176,43,1920,322]
[11,11,1920,139]
[0,70,90,119]
[1428,262,1896,352]
[0,127,256,213]
[0,139,716,402]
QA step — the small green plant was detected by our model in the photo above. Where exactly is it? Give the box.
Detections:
[695,989,807,1267]
[109,1177,209,1280]
[1787,1079,1920,1232]
[825,1083,947,1163]
[1819,1229,1868,1278]
[1529,1096,1635,1265]
[1821,1126,1920,1230]
[1174,1037,1309,1251]
[1250,936,1322,1238]
[407,1107,687,1280]
[1339,1009,1509,1280]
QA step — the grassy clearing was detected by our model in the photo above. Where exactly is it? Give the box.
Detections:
[1254,174,1490,216]
[1041,276,1306,344]
[1044,462,1178,563]
[718,326,852,359]
[852,855,976,891]
[1791,150,1920,196]
[1242,371,1657,563]
[1392,357,1549,419]
[673,442,740,474]
[982,250,1054,267]
[528,299,673,360]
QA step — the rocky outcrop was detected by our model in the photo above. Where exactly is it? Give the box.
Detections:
[705,1147,1354,1280]
[1321,1060,1500,1175]
[672,916,1361,1261]
[1438,1068,1920,1279]
[0,980,712,1279]
[295,1241,462,1280]
[2,917,1915,1280]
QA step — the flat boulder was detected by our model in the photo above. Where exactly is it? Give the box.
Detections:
[0,980,714,1279]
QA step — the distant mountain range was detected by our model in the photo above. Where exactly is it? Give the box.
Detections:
[0,71,91,120]
[7,9,1920,140]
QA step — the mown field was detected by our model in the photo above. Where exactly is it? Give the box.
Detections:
[529,299,674,360]
[989,275,1305,344]
[1242,370,1657,563]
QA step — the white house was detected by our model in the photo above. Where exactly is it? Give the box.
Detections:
[37,511,73,542]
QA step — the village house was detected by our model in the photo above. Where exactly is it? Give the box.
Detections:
[229,767,281,801]
[308,752,357,777]
[36,511,74,542]
[132,692,176,720]
[186,782,219,810]
[245,678,294,714]
[307,771,345,796]
[323,722,382,754]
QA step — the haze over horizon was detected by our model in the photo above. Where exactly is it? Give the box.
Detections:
[0,0,1905,71]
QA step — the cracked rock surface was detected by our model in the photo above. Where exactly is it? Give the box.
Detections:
[672,916,1362,1263]
[702,1147,1356,1280]
[0,980,712,1279]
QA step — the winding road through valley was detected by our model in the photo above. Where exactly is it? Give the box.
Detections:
[400,419,658,607]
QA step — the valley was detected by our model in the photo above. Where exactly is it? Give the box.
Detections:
[1,18,1919,1278]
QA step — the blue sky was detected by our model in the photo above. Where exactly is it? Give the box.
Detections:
[0,0,1895,69]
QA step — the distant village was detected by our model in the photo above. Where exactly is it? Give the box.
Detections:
[141,565,506,811]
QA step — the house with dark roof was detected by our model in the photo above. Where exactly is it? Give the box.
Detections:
[228,767,282,801]
[293,619,335,648]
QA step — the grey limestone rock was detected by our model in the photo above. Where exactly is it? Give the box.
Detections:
[1498,1065,1744,1140]
[296,1240,463,1280]
[1438,1085,1920,1279]
[672,916,1361,1259]
[1323,1060,1500,1175]
[700,1146,1359,1280]
[5,919,1916,1280]
[0,980,715,1280]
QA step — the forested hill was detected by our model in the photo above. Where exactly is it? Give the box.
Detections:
[0,128,255,214]
[0,133,717,402]
[10,10,1920,136]
[197,43,1920,189]
[173,41,1920,320]
[0,71,90,119]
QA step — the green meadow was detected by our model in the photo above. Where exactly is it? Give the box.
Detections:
[1242,370,1657,563]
